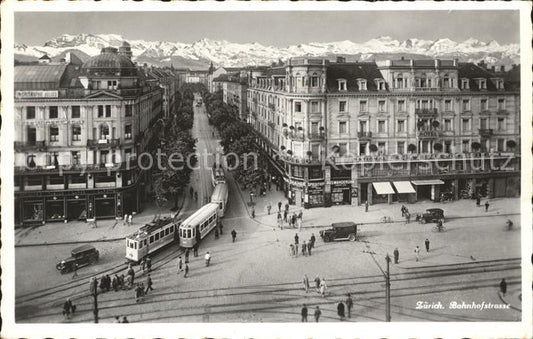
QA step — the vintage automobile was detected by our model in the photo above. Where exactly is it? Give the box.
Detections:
[319,222,358,242]
[417,208,445,224]
[56,244,99,274]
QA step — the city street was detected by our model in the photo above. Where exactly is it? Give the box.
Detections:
[14,95,522,323]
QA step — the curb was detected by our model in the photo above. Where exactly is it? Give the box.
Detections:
[498,289,522,311]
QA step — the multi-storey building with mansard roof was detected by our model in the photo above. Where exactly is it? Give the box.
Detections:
[247,57,520,208]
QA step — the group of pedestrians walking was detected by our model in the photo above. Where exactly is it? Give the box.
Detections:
[276,204,304,230]
[289,233,315,257]
[122,213,134,226]
[401,205,411,224]
[300,293,354,322]
[391,238,432,264]
[302,275,328,297]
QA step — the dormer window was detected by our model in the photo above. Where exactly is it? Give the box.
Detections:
[311,73,319,87]
[492,78,505,90]
[475,78,487,90]
[461,78,470,89]
[338,79,347,91]
[442,74,450,88]
[375,79,386,91]
[357,78,367,91]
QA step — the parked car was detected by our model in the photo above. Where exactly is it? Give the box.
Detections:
[417,208,445,224]
[56,244,99,274]
[320,222,358,242]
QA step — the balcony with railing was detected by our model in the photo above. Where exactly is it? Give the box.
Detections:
[357,131,373,140]
[268,103,276,110]
[280,154,322,165]
[415,108,438,117]
[267,121,276,129]
[14,141,47,152]
[308,133,325,141]
[87,139,120,149]
[479,129,494,138]
[287,131,305,142]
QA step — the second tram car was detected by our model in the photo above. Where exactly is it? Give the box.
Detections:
[179,203,219,248]
[211,167,225,187]
[210,183,228,217]
[125,217,179,262]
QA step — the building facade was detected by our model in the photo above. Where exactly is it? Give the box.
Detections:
[213,72,248,121]
[248,57,520,209]
[14,46,165,226]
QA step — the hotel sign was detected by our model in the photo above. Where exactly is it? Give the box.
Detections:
[16,90,59,99]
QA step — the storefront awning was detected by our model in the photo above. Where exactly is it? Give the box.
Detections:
[411,179,445,185]
[373,182,395,195]
[393,181,416,194]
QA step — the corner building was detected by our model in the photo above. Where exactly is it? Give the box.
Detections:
[247,57,520,208]
[14,46,164,226]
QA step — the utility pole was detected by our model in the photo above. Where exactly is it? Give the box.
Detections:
[385,254,391,322]
[90,278,99,323]
[363,247,392,322]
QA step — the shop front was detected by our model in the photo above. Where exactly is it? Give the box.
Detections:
[45,196,65,222]
[66,195,86,221]
[22,198,44,225]
[286,179,305,207]
[372,182,395,204]
[94,193,116,219]
[330,180,352,205]
[304,182,324,208]
[412,179,445,201]
[392,181,416,203]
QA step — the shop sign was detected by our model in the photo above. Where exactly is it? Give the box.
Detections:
[351,187,358,198]
[16,90,58,98]
[330,180,353,185]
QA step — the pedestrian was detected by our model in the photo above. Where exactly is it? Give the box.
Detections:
[337,302,345,321]
[405,212,411,224]
[314,306,321,322]
[346,293,353,318]
[485,200,490,212]
[414,245,420,262]
[231,229,237,242]
[365,200,369,212]
[285,202,289,212]
[310,233,316,249]
[146,257,152,272]
[314,276,321,293]
[289,244,294,257]
[112,275,118,292]
[278,201,282,212]
[72,263,78,279]
[301,304,308,322]
[303,274,310,293]
[283,210,288,223]
[123,214,128,226]
[184,264,189,278]
[141,258,146,272]
[119,274,125,289]
[476,195,481,206]
[135,283,142,302]
[219,222,223,235]
[127,265,135,285]
[115,316,121,323]
[320,278,327,297]
[267,202,272,215]
[177,256,183,272]
[99,275,106,292]
[302,241,307,256]
[145,274,154,294]
[251,206,255,218]
[62,298,74,319]
[307,241,312,256]
[128,214,133,226]
[294,237,299,256]
[292,214,297,229]
[193,243,199,257]
[215,227,219,239]
[401,205,406,217]
[425,238,430,252]
[500,278,507,295]
[298,210,303,223]
[122,316,129,323]
[393,247,399,264]
[185,249,190,263]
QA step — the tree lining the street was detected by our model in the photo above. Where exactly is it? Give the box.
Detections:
[203,90,267,190]
[152,84,203,211]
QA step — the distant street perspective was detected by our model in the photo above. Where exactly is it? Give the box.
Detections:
[12,9,524,325]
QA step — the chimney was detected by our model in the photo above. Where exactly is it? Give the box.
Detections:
[336,56,345,63]
[500,65,505,72]
[491,66,496,72]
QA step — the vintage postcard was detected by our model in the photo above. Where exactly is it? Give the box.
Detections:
[1,1,531,338]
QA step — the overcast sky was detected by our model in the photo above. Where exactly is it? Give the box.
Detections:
[15,10,520,46]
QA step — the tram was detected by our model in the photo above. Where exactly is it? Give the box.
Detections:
[211,167,225,187]
[179,203,219,248]
[210,183,229,218]
[125,217,179,262]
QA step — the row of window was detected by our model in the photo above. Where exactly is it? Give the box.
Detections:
[25,148,133,167]
[25,124,133,142]
[24,104,134,120]
[335,76,504,91]
[335,117,507,134]
[127,224,176,250]
[335,98,506,113]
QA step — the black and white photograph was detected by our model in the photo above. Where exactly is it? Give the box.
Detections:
[1,1,531,338]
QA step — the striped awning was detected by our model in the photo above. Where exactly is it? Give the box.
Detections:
[393,181,416,194]
[411,179,445,185]
[373,182,395,195]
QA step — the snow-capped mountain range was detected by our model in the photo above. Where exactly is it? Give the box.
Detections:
[15,33,520,69]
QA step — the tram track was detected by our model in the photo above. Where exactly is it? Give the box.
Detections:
[17,256,521,322]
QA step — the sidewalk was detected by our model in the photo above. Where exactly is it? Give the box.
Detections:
[15,191,192,246]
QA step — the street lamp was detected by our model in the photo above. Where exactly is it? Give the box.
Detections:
[250,192,254,204]
[363,246,392,322]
